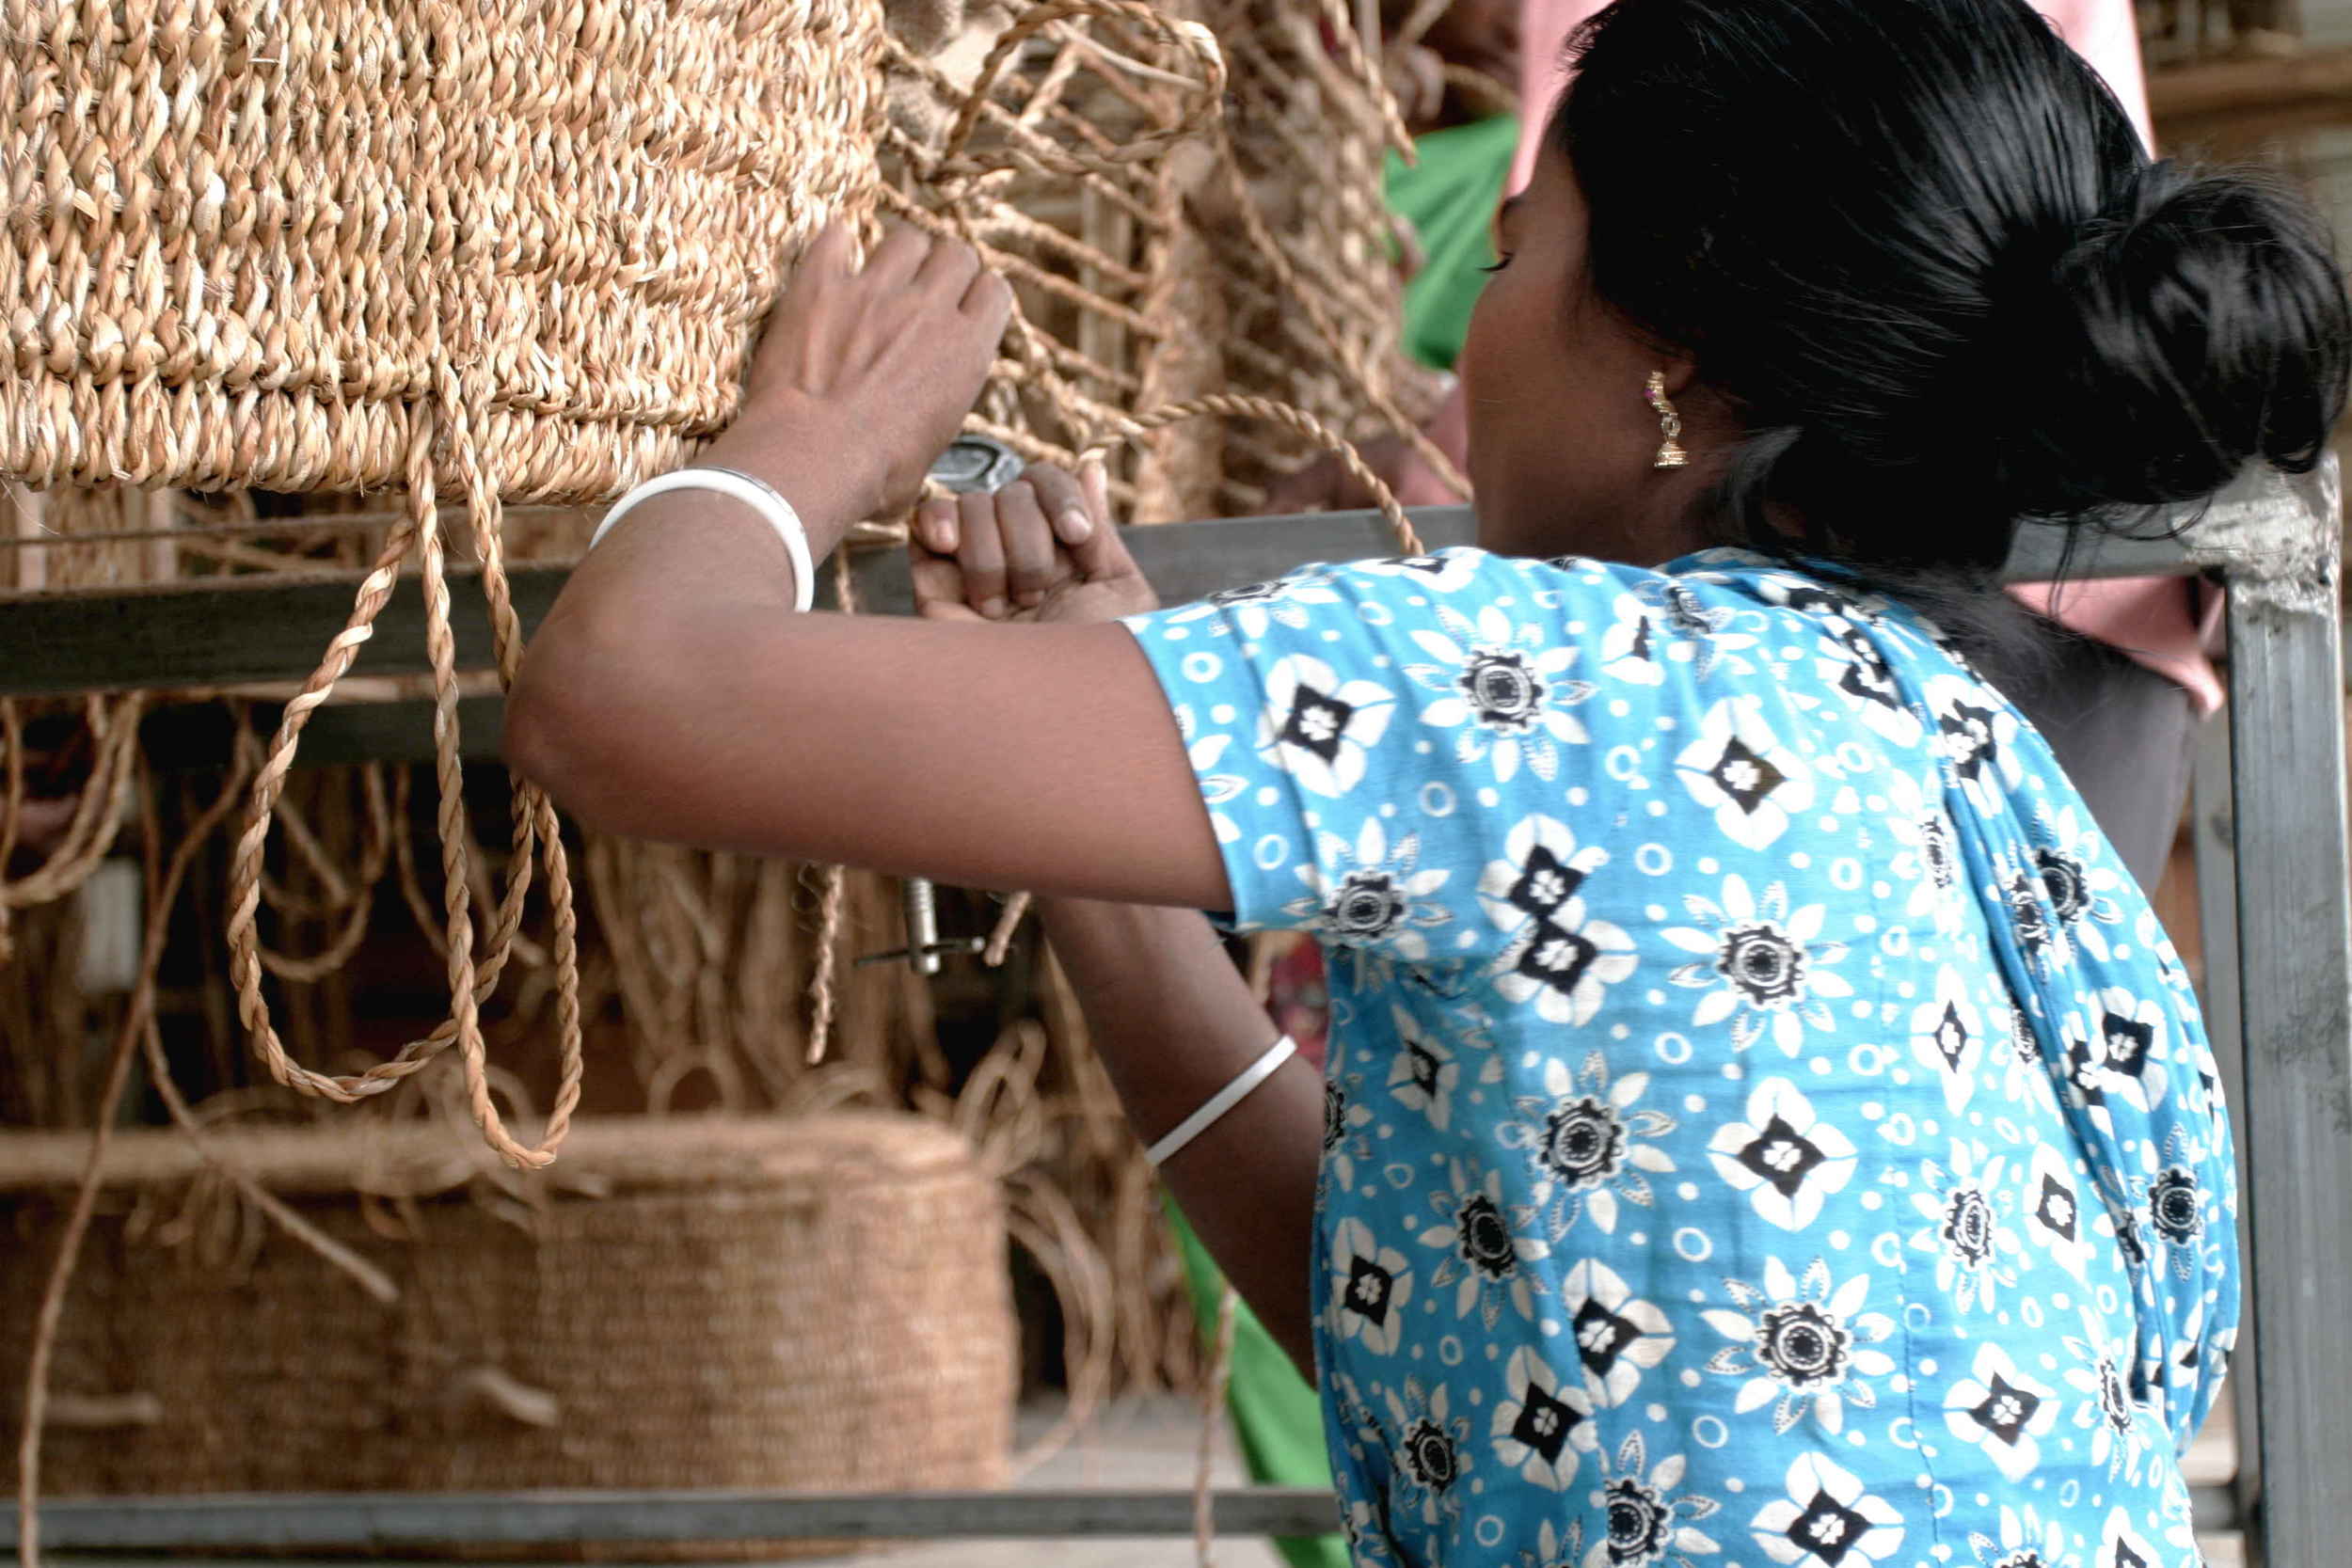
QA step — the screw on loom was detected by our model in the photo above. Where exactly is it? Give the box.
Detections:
[859,434,1025,975]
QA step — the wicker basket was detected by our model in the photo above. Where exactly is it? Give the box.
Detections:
[1,1113,1016,1557]
[0,0,885,499]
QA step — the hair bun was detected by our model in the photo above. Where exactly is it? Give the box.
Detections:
[1988,160,2349,523]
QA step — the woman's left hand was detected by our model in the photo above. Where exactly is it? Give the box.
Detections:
[909,459,1158,626]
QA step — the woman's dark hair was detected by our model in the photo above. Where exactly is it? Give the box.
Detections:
[1559,0,2350,575]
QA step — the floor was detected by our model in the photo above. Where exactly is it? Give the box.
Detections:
[830,1397,1286,1568]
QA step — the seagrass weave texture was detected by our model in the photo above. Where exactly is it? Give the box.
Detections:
[0,0,884,499]
[1,1115,1016,1554]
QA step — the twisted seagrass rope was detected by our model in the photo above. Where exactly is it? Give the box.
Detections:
[1194,1285,1243,1568]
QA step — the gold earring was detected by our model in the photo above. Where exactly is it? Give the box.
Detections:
[1645,372,1688,469]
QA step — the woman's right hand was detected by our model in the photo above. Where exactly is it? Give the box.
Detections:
[910,459,1159,626]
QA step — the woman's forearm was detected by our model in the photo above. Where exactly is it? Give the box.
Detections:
[1037,899,1323,1376]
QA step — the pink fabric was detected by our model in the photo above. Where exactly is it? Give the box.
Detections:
[1507,0,2217,711]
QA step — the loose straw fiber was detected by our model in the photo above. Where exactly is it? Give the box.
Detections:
[1,1115,1015,1557]
[0,0,887,1168]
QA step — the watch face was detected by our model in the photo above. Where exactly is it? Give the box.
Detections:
[930,436,1024,496]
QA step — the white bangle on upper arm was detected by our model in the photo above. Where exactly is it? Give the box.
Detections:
[590,466,817,613]
[1147,1035,1299,1167]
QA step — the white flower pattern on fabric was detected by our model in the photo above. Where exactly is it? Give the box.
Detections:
[1255,653,1395,798]
[1626,577,1762,681]
[1597,594,1669,688]
[1113,547,2236,1568]
[1945,1341,2062,1483]
[1421,1159,1550,1328]
[1329,1216,1414,1357]
[1749,1452,1906,1567]
[1406,603,1598,784]
[1578,1433,1724,1568]
[1560,1259,1676,1407]
[1496,1049,1677,1241]
[1906,1140,2023,1314]
[1165,574,1345,641]
[1169,705,1251,845]
[2022,1139,2099,1283]
[1478,816,1637,1025]
[1814,611,1925,748]
[1966,1505,2070,1568]
[2098,1505,2164,1568]
[1701,1257,1896,1435]
[1384,1376,1472,1529]
[1926,672,2025,807]
[1675,696,1817,851]
[2062,1308,2153,1484]
[1910,965,1987,1112]
[1663,875,1853,1054]
[2030,804,2126,960]
[1884,768,1968,936]
[1490,1346,1598,1492]
[1514,1519,1585,1568]
[1708,1078,1860,1231]
[1386,1004,1461,1132]
[1285,817,1454,958]
[1357,551,1485,593]
[1320,1067,1375,1195]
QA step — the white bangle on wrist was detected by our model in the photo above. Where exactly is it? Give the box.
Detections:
[1147,1035,1299,1168]
[589,466,818,613]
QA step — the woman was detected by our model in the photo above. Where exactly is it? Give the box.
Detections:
[506,1,2347,1561]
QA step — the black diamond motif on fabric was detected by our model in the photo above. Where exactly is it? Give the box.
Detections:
[2102,1012,2155,1077]
[1969,1372,2042,1444]
[1405,1040,1442,1097]
[1708,736,1786,815]
[2113,1544,2152,1568]
[1508,1381,1581,1463]
[2035,1174,2079,1242]
[1939,700,2000,780]
[1933,1002,1971,1070]
[1507,845,1587,918]
[1783,585,1852,617]
[1836,630,1899,709]
[1662,585,1713,636]
[1343,1256,1394,1326]
[1629,615,1654,663]
[2064,1032,2107,1108]
[1571,1298,1641,1377]
[1735,1115,1826,1198]
[1278,686,1355,763]
[1515,920,1599,997]
[1786,1488,1872,1566]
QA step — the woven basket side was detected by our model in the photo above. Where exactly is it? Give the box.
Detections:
[0,0,885,499]
[1,1116,1015,1510]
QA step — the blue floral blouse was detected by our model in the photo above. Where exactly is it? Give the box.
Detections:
[1122,547,2237,1568]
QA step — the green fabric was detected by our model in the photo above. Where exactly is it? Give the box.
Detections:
[1165,1198,1348,1568]
[1383,114,1520,372]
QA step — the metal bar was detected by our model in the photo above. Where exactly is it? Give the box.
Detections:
[6,1488,1343,1549]
[2190,713,2261,1541]
[0,1484,2249,1549]
[0,460,2317,700]
[2219,458,2350,1568]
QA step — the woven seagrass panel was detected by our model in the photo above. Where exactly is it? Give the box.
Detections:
[0,1115,1016,1520]
[0,0,885,499]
